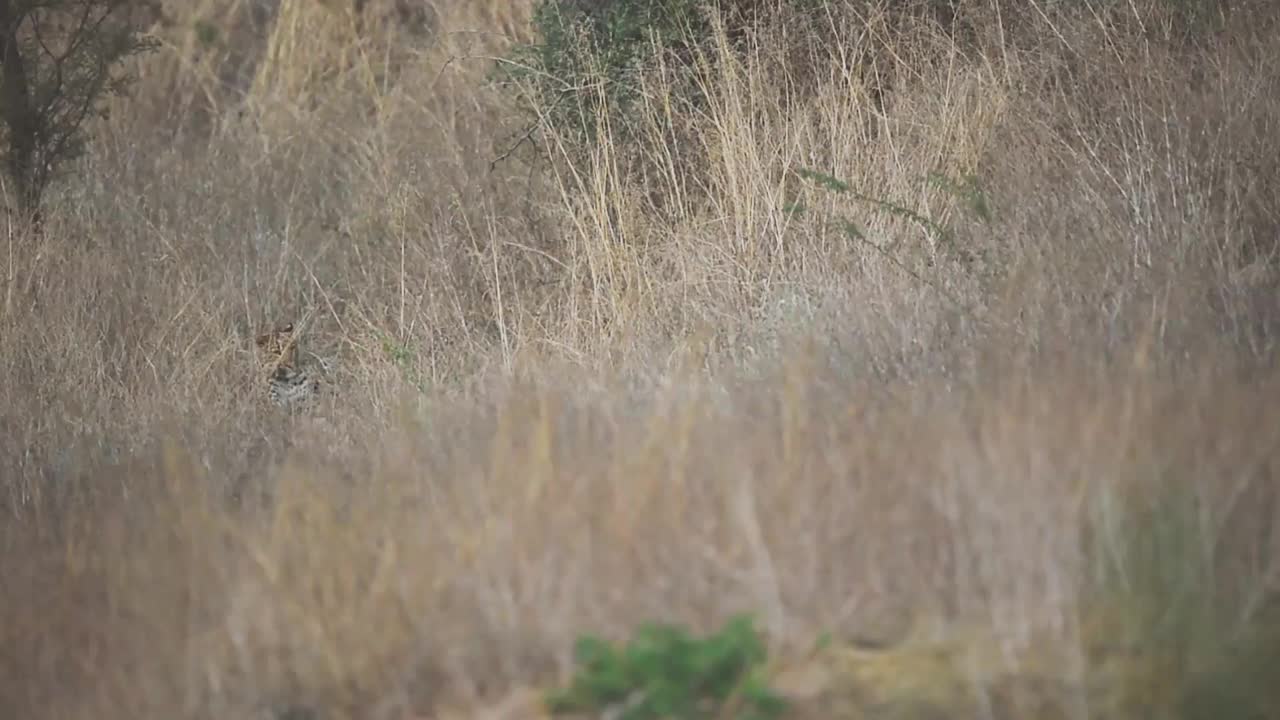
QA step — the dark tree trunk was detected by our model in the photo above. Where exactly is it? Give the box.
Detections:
[0,0,42,228]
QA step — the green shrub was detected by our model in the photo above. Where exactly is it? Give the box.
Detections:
[494,0,843,168]
[546,614,787,720]
[1086,481,1280,720]
[495,0,712,159]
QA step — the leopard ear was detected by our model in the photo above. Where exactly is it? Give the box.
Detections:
[281,323,295,333]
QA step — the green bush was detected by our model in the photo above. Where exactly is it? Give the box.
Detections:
[1086,481,1280,720]
[495,0,712,158]
[546,614,787,720]
[494,0,843,168]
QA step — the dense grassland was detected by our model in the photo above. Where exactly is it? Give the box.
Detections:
[2,0,1279,718]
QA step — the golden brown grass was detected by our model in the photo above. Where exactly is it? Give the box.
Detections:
[2,0,1279,718]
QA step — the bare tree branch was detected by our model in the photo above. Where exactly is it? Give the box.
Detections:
[0,0,152,227]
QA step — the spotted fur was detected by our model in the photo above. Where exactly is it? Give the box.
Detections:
[254,322,323,410]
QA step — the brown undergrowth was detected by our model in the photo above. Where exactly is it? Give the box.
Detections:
[2,1,1279,718]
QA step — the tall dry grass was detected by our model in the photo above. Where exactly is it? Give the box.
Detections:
[2,0,1279,718]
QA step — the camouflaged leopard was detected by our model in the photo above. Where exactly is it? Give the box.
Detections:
[254,322,327,410]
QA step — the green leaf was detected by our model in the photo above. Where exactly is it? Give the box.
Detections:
[548,614,785,719]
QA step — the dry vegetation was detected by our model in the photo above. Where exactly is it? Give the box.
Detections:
[2,0,1279,718]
